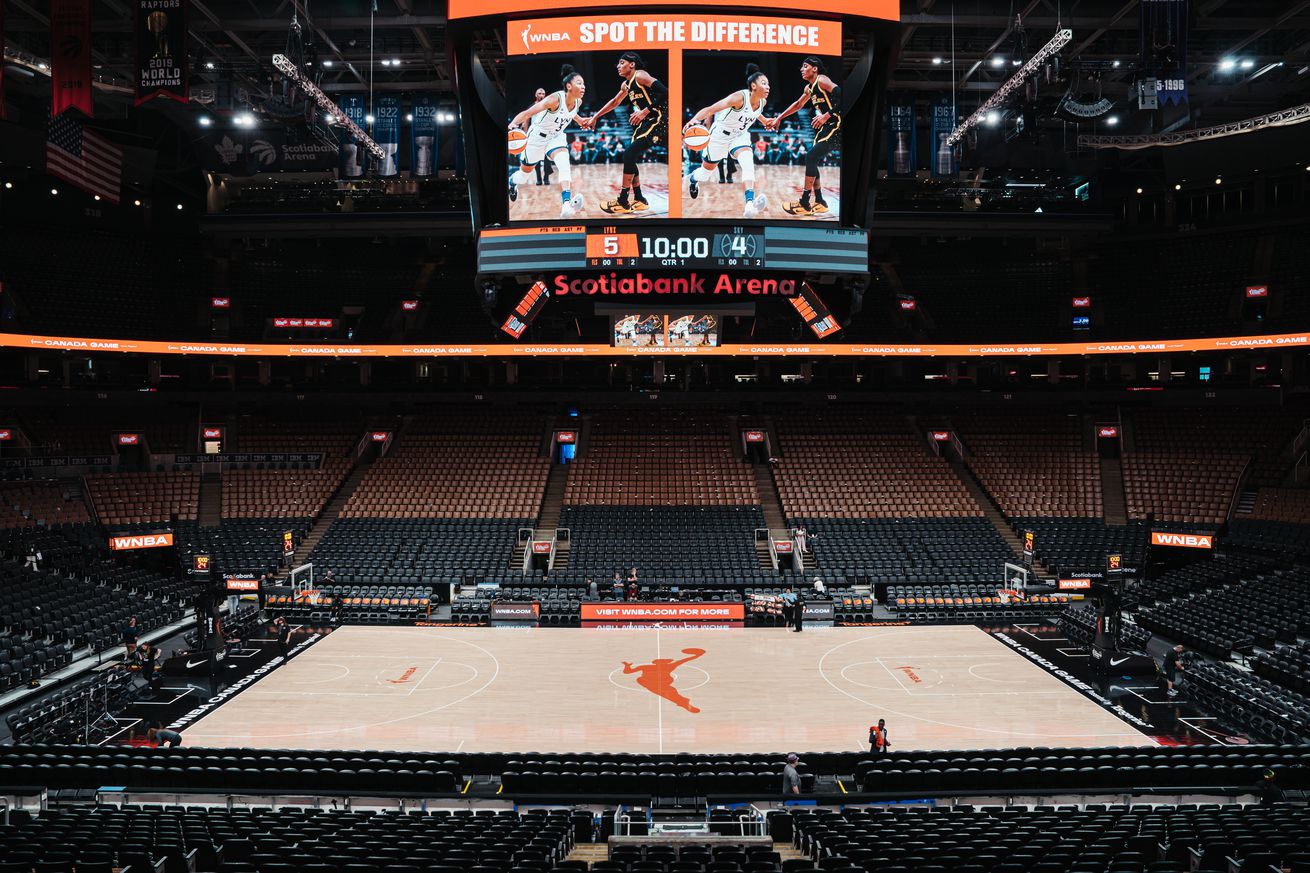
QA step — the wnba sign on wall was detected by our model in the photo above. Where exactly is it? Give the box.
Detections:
[135,0,188,105]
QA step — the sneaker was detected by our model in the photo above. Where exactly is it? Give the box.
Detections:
[811,202,830,214]
[784,200,813,216]
[630,199,651,212]
[1167,689,1178,697]
[688,176,699,199]
[508,175,518,202]
[559,195,584,218]
[743,193,767,217]
[600,199,633,214]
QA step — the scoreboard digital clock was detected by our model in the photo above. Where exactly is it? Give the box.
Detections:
[478,225,868,275]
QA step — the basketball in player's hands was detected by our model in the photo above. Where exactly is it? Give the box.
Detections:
[683,123,710,150]
[508,128,529,155]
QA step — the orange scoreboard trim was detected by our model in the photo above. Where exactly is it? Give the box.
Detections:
[507,14,842,55]
[4,331,1308,359]
[453,0,896,22]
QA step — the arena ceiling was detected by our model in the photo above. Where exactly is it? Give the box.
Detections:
[3,0,1309,124]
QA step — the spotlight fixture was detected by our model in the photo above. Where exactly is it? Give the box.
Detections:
[1218,58,1236,72]
[985,110,1001,126]
[1106,116,1119,126]
[134,199,142,206]
[205,62,215,70]
[1215,177,1222,185]
[405,113,414,122]
[365,114,375,124]
[1174,183,1181,191]
[50,188,58,195]
[176,203,184,210]
[932,57,943,65]
[94,195,101,201]
[323,60,334,67]
[1239,59,1255,70]
[1112,60,1121,68]
[991,57,1005,67]
[325,114,336,124]
[1135,187,1143,194]
[2,182,11,189]
[199,116,212,127]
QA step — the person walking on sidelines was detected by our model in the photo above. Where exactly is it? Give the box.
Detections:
[780,587,797,629]
[869,718,890,754]
[273,616,292,658]
[781,753,802,796]
[1164,644,1186,698]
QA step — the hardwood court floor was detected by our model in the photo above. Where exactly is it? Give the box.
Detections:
[680,165,840,222]
[508,163,670,220]
[181,625,1154,753]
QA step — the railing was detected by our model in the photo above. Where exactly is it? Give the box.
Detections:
[1225,456,1253,523]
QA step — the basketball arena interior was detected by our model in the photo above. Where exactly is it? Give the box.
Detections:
[2,0,1310,869]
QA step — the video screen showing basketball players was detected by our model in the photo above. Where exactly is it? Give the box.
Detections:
[681,51,842,221]
[507,51,670,222]
[613,314,667,347]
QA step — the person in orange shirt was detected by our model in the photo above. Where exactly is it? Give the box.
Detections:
[868,718,890,754]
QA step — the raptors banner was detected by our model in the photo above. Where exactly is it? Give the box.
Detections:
[886,98,916,177]
[410,94,438,177]
[197,125,338,175]
[51,0,94,117]
[1141,0,1188,105]
[374,95,401,176]
[337,94,367,177]
[929,96,957,178]
[135,0,188,105]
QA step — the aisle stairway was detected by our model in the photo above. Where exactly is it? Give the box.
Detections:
[198,471,222,529]
[1099,457,1128,525]
[274,450,377,580]
[948,457,1055,581]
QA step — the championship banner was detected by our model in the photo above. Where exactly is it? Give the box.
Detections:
[410,94,438,178]
[337,95,367,177]
[930,96,957,178]
[51,0,94,117]
[109,532,174,550]
[374,95,401,176]
[1141,0,1188,105]
[1,1,7,120]
[580,602,746,623]
[887,98,916,177]
[199,126,338,175]
[135,0,188,105]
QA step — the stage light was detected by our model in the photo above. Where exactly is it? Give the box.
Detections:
[50,188,57,195]
[1174,183,1182,191]
[1112,60,1121,68]
[405,113,414,122]
[94,195,101,201]
[932,57,943,65]
[947,29,1071,147]
[1011,59,1022,66]
[1218,58,1236,72]
[323,60,334,67]
[199,116,212,127]
[365,114,375,124]
[1106,115,1119,126]
[1215,177,1222,185]
[1135,187,1143,194]
[1240,59,1255,70]
[176,203,183,210]
[390,58,400,66]
[985,111,1001,126]
[325,114,336,124]
[380,59,391,66]
[205,62,215,70]
[2,182,10,189]
[272,53,384,159]
[991,57,1005,67]
[134,199,142,206]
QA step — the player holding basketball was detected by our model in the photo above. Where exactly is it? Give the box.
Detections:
[509,65,586,218]
[578,52,668,215]
[763,56,841,216]
[684,64,770,218]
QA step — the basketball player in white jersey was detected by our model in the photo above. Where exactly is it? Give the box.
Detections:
[509,65,586,218]
[683,64,770,218]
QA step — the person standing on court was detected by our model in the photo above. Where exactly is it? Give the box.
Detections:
[781,754,802,795]
[274,616,292,657]
[792,588,805,633]
[869,718,890,754]
[780,587,797,629]
[1164,644,1186,697]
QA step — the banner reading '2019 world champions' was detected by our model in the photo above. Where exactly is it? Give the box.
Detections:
[135,0,188,105]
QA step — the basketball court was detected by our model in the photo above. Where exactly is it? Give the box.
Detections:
[180,625,1155,753]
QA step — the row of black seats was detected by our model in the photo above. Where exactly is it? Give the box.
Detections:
[1010,517,1148,582]
[1184,661,1310,744]
[792,518,1012,584]
[1253,638,1310,695]
[308,518,531,581]
[793,803,1310,873]
[0,805,574,873]
[1059,605,1152,652]
[5,669,139,743]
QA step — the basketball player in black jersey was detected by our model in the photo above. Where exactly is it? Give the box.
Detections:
[763,56,841,216]
[579,52,668,215]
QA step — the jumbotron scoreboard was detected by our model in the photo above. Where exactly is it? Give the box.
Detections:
[477,224,869,274]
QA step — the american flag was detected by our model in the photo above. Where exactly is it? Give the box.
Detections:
[46,113,122,204]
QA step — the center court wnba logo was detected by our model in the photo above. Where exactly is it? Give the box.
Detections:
[622,648,705,713]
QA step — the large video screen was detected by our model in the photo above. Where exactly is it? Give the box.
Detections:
[613,313,720,347]
[505,13,842,224]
